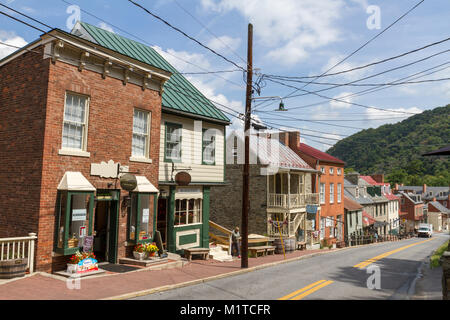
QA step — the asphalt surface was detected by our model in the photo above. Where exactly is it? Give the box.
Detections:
[132,233,449,300]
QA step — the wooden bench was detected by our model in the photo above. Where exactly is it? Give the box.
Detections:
[297,241,307,251]
[249,246,276,257]
[184,248,210,261]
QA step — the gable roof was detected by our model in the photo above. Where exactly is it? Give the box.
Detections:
[77,22,230,124]
[298,143,345,165]
[428,201,450,213]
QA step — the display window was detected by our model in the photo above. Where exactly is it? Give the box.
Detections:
[54,191,94,255]
[128,193,156,244]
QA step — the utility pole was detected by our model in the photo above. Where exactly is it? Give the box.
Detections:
[241,23,253,269]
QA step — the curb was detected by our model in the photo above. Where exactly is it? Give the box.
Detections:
[103,239,405,300]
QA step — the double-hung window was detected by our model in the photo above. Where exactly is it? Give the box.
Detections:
[337,183,342,203]
[132,109,151,158]
[174,199,202,226]
[202,128,216,165]
[62,93,89,151]
[330,183,334,204]
[320,183,325,204]
[165,122,182,162]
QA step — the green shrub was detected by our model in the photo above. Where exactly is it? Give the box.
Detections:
[430,240,449,268]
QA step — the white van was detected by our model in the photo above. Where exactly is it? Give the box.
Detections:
[417,224,433,238]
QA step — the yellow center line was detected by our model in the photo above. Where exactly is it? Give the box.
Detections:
[278,280,326,300]
[291,280,334,300]
[353,238,435,269]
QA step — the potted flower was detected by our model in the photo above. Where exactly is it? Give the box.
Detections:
[145,243,158,257]
[67,251,83,273]
[133,244,147,260]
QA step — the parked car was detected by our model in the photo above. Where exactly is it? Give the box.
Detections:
[417,224,433,238]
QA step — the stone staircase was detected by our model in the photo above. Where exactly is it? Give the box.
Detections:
[209,245,233,262]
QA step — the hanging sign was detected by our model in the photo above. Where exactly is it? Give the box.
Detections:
[120,173,137,191]
[175,171,191,186]
[72,209,87,221]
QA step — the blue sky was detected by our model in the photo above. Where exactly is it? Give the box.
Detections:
[1,0,449,151]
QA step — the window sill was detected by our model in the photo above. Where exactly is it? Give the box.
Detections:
[58,149,90,158]
[129,156,153,164]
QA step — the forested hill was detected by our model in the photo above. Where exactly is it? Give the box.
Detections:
[326,104,450,186]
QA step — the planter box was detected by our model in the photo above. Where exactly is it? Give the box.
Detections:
[0,258,27,279]
[133,251,147,260]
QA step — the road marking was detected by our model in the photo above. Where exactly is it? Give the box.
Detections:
[353,238,435,269]
[290,280,334,300]
[278,280,326,300]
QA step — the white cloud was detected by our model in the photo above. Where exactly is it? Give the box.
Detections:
[365,107,422,127]
[330,92,353,109]
[97,22,114,33]
[201,0,345,66]
[152,45,212,73]
[0,31,27,59]
[207,35,241,53]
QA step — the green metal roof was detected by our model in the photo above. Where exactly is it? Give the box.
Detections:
[79,22,230,123]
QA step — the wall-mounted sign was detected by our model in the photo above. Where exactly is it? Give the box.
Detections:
[175,171,191,186]
[306,205,318,214]
[91,160,128,179]
[120,173,137,191]
[72,209,87,221]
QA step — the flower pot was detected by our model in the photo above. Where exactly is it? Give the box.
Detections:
[67,263,78,274]
[133,251,146,260]
[148,251,156,257]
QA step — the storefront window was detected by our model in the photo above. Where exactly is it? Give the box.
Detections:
[175,199,202,226]
[55,191,94,254]
[128,193,155,243]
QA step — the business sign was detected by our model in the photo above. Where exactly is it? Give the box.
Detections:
[72,209,87,221]
[76,258,98,273]
[175,172,191,186]
[82,236,94,252]
[120,173,137,191]
[306,205,318,214]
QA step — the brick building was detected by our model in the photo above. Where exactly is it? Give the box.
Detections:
[293,141,346,244]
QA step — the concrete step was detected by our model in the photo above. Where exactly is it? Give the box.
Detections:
[209,245,233,262]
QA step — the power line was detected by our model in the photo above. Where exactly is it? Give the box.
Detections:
[263,36,450,80]
[59,0,244,89]
[172,0,247,66]
[254,0,425,110]
[265,77,421,115]
[275,61,450,112]
[127,0,246,72]
[262,49,450,100]
[0,3,52,29]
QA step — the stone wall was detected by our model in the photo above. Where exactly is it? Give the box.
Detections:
[210,164,268,235]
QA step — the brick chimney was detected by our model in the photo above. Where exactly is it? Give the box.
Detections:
[345,172,360,185]
[394,183,399,191]
[288,131,301,151]
[423,184,427,194]
[371,174,384,183]
[278,132,289,146]
[432,197,436,202]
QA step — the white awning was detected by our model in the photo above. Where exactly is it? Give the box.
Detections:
[57,172,96,191]
[133,176,159,193]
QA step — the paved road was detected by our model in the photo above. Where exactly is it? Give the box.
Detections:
[133,233,449,300]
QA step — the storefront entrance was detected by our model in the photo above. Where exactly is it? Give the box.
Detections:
[157,198,168,247]
[93,190,119,263]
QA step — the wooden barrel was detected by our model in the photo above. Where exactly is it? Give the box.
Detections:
[0,259,27,279]
[274,238,293,254]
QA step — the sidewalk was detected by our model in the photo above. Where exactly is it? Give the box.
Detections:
[0,248,330,300]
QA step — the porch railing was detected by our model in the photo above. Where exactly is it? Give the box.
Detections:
[0,233,37,274]
[268,193,319,209]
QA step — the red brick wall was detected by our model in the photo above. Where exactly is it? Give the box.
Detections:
[0,47,49,238]
[34,57,162,272]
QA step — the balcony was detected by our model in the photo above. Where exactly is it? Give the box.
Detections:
[268,193,319,210]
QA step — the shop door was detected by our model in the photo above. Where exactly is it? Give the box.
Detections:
[157,198,168,247]
[93,200,118,263]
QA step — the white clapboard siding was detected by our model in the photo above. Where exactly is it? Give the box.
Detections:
[159,113,225,183]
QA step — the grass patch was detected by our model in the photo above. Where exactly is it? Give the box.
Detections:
[430,240,449,268]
